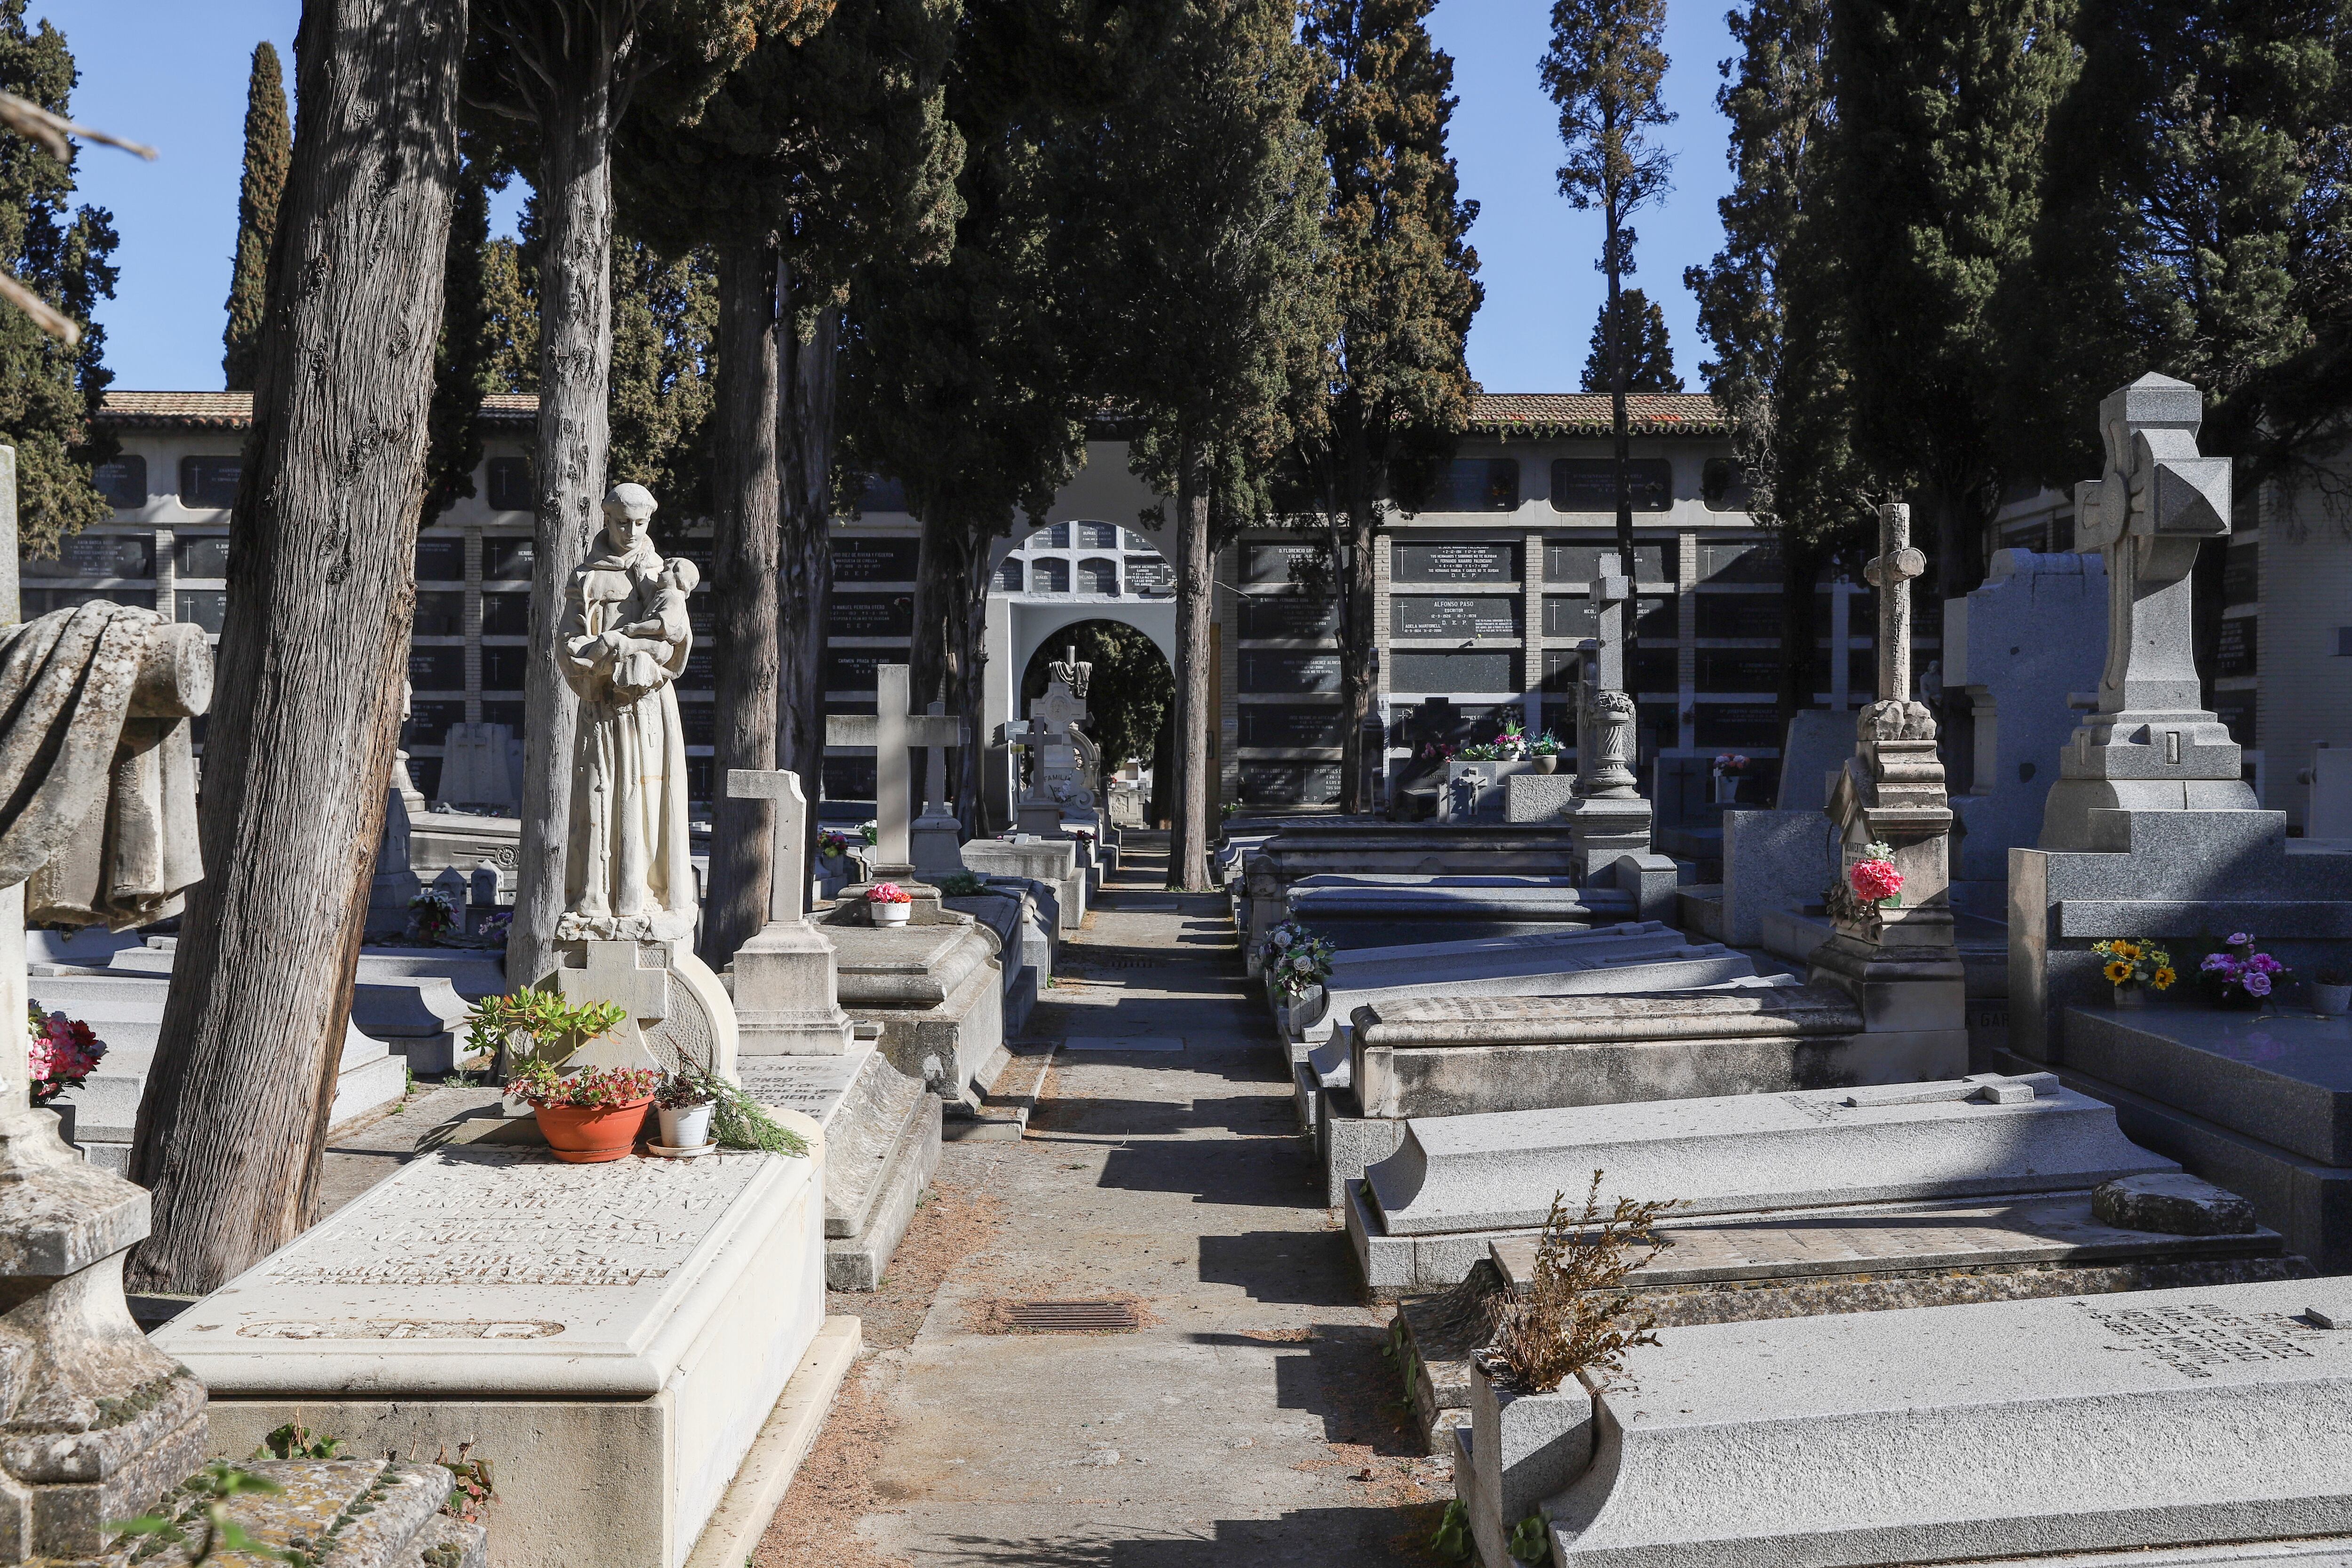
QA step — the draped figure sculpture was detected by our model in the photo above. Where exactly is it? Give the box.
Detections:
[556,483,699,942]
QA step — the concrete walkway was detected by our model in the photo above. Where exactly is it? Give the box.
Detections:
[759,834,1449,1567]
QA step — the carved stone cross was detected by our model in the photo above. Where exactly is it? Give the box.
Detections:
[825,663,967,872]
[555,939,670,1068]
[2076,373,2233,720]
[1577,554,1637,798]
[1863,502,1928,732]
[1588,553,1629,693]
[727,767,809,925]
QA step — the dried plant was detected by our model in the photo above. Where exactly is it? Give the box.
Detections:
[0,90,155,345]
[1485,1171,1675,1394]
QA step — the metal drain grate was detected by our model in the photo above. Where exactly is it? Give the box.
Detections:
[1002,1298,1140,1333]
[1088,956,1168,970]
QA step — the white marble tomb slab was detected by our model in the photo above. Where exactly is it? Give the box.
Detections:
[1369,1073,2175,1236]
[1548,1278,2352,1567]
[156,1144,822,1568]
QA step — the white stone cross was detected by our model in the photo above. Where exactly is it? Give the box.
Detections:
[1029,677,1089,748]
[2074,373,2233,719]
[727,767,810,925]
[558,940,670,1025]
[1864,503,1926,709]
[825,664,966,871]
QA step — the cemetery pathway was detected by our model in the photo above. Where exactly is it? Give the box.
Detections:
[760,834,1449,1567]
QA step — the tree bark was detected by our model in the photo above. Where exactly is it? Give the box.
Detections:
[953,526,994,836]
[777,282,840,861]
[1606,199,1638,689]
[909,507,961,807]
[508,38,618,993]
[1170,441,1214,890]
[700,239,781,967]
[128,0,466,1294]
[1774,531,1825,731]
[1337,480,1376,815]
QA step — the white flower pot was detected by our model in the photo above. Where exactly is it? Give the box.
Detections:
[872,901,913,927]
[2315,983,2352,1019]
[658,1103,713,1149]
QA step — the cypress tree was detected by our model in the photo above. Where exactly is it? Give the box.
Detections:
[465,0,834,989]
[1826,0,2075,595]
[2001,0,2352,493]
[421,155,494,523]
[1579,287,1680,392]
[1109,0,1335,887]
[221,40,288,391]
[1684,0,1875,722]
[1291,0,1482,816]
[1542,0,1675,702]
[0,0,119,556]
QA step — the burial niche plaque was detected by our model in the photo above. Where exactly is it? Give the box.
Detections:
[1240,705,1348,749]
[1239,594,1342,640]
[1394,595,1520,638]
[1240,650,1342,693]
[1392,541,1516,583]
[834,538,921,583]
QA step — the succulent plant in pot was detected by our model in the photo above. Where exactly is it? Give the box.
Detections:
[506,1060,662,1163]
[653,1070,716,1152]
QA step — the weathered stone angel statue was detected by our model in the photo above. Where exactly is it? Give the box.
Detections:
[556,483,698,942]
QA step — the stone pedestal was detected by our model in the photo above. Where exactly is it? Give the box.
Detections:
[826,917,1004,1103]
[1558,795,1653,881]
[732,920,855,1057]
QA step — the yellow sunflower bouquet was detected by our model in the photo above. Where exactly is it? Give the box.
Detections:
[2092,937,2175,994]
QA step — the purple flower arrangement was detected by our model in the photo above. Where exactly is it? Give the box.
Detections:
[2200,932,2288,1008]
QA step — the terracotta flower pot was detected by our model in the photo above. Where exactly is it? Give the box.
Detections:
[533,1098,653,1163]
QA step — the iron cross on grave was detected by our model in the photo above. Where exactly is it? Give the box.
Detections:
[555,940,670,1069]
[825,663,968,875]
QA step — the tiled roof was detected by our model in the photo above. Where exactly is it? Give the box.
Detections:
[97,390,540,430]
[1470,392,1729,438]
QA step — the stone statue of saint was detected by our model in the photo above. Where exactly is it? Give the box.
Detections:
[556,483,699,942]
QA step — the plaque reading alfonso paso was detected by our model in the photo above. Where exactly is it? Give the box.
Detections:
[1391,541,1516,582]
[1393,595,1520,638]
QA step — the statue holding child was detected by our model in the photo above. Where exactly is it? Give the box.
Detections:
[556,482,700,941]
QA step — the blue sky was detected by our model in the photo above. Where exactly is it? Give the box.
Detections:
[39,0,1739,397]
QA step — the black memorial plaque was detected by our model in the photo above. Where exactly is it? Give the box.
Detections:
[1700,541,1782,583]
[407,645,465,691]
[1389,650,1514,693]
[1239,594,1341,640]
[1240,650,1342,693]
[830,593,915,637]
[2214,689,2256,747]
[1542,541,1670,584]
[2217,615,2256,678]
[403,701,466,749]
[833,538,920,582]
[1240,705,1348,748]
[1391,541,1516,583]
[1240,761,1342,805]
[1697,649,1785,692]
[1694,702,1781,748]
[824,650,882,692]
[2225,544,2259,608]
[1393,595,1521,638]
[677,701,715,747]
[481,645,530,691]
[479,592,528,636]
[1549,458,1673,512]
[1694,593,1782,640]
[1244,542,1324,586]
[1542,594,1672,638]
[1634,647,1678,694]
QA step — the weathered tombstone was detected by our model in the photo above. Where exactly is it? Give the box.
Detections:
[1017,669,1096,836]
[1806,502,1968,1074]
[909,699,969,881]
[826,662,965,890]
[1771,709,1852,812]
[1942,549,2108,884]
[436,718,519,810]
[726,769,855,1056]
[2039,373,2256,847]
[365,780,421,939]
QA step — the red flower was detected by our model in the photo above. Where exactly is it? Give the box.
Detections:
[1849,858,1904,904]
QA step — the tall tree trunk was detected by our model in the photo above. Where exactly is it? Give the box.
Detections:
[909,507,961,808]
[777,280,840,861]
[1606,199,1638,687]
[1171,441,1213,890]
[954,527,994,836]
[128,0,466,1294]
[700,239,780,967]
[1337,470,1376,816]
[1774,531,1825,732]
[509,41,618,992]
